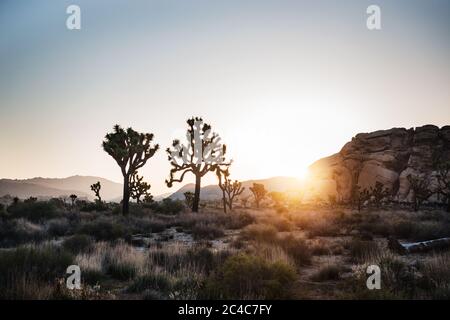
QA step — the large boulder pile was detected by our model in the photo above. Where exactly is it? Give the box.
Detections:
[308,125,450,202]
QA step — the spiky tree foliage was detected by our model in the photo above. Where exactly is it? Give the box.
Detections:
[436,162,450,212]
[351,185,371,212]
[103,125,159,214]
[217,168,245,212]
[165,117,231,212]
[90,181,102,202]
[184,191,194,209]
[69,194,77,207]
[369,181,390,208]
[129,172,152,204]
[407,174,434,212]
[250,183,267,209]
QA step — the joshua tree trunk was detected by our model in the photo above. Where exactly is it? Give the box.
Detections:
[123,175,130,215]
[193,174,201,212]
[222,189,227,213]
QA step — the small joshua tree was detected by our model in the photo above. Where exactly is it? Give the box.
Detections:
[166,117,231,212]
[407,174,434,212]
[90,181,102,203]
[103,125,159,215]
[351,184,371,212]
[369,181,390,208]
[184,191,195,209]
[130,172,152,204]
[217,168,245,212]
[250,183,267,209]
[436,162,450,212]
[69,194,77,207]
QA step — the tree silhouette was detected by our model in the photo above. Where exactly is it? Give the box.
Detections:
[90,181,102,202]
[217,168,245,212]
[436,162,450,212]
[165,117,231,212]
[69,194,77,207]
[369,181,390,208]
[103,125,159,215]
[407,174,434,211]
[351,185,370,212]
[130,172,152,204]
[250,183,267,209]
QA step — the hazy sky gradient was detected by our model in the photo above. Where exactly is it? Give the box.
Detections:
[1,0,449,195]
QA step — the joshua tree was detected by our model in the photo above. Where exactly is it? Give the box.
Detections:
[103,125,159,215]
[436,162,450,212]
[129,172,152,204]
[166,117,231,212]
[369,181,390,208]
[407,174,434,212]
[351,185,371,212]
[217,168,245,212]
[183,191,195,209]
[90,181,102,202]
[143,193,154,204]
[69,194,77,207]
[250,183,267,209]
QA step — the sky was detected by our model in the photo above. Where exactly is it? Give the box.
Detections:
[0,0,449,196]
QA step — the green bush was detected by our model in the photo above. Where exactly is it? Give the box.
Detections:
[7,201,60,222]
[201,254,296,299]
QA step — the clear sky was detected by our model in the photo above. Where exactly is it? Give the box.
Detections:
[0,0,449,195]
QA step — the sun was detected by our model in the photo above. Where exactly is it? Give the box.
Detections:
[297,166,310,181]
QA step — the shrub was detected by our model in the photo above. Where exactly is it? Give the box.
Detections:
[127,274,172,294]
[63,234,94,254]
[0,245,74,299]
[224,212,255,229]
[0,219,46,247]
[149,199,185,215]
[201,254,296,299]
[276,235,311,266]
[347,239,381,264]
[7,201,60,222]
[191,223,225,240]
[47,218,71,237]
[311,265,342,282]
[77,219,130,241]
[240,224,278,242]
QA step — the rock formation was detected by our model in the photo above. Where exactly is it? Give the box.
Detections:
[309,125,450,202]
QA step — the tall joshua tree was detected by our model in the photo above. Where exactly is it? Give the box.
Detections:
[103,125,159,215]
[351,184,370,212]
[90,181,102,202]
[369,181,390,208]
[250,183,267,209]
[130,172,152,204]
[166,117,231,212]
[216,168,245,212]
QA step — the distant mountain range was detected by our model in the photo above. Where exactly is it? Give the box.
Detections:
[0,176,123,201]
[166,176,304,201]
[0,175,305,203]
